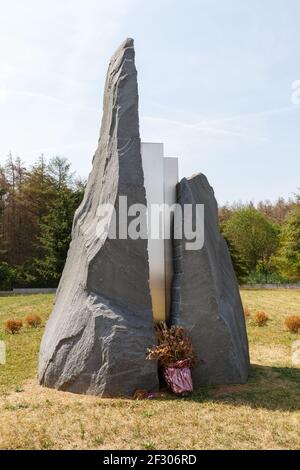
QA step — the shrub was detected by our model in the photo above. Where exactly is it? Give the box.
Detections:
[25,314,42,328]
[12,265,38,288]
[246,268,288,285]
[284,316,300,334]
[254,311,269,327]
[5,319,23,334]
[0,263,38,290]
[0,262,16,290]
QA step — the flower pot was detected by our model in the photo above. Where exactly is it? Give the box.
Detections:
[163,359,193,396]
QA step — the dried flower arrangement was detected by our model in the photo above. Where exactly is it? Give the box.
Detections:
[147,322,196,368]
[147,322,196,396]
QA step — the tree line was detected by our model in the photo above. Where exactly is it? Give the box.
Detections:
[220,196,300,283]
[0,154,299,289]
[0,155,84,289]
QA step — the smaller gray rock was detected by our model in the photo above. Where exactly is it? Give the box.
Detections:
[171,173,250,386]
[291,340,300,367]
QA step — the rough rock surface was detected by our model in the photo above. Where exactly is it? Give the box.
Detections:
[171,173,250,386]
[39,38,159,396]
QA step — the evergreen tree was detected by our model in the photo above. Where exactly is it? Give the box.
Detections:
[0,165,8,258]
[34,157,83,285]
[3,154,29,265]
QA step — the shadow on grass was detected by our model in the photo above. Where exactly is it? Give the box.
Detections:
[184,364,300,412]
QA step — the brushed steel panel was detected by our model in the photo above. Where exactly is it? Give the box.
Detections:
[141,143,166,322]
[141,143,179,323]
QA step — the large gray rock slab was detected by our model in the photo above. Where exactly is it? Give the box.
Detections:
[39,38,159,396]
[171,174,250,386]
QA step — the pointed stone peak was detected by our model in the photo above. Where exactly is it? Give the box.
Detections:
[110,38,134,62]
[123,37,134,48]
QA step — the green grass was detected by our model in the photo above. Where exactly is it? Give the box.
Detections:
[0,294,53,394]
[0,290,299,449]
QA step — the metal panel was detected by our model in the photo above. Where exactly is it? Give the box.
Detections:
[141,143,179,323]
[141,143,166,322]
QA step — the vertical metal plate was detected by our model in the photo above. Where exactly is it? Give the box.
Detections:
[141,143,179,323]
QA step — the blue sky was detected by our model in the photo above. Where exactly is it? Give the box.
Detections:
[0,0,299,204]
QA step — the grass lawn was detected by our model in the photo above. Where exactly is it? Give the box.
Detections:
[0,290,299,450]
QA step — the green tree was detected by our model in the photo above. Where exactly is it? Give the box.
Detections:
[0,262,15,290]
[276,199,300,281]
[34,157,83,285]
[47,156,74,190]
[223,207,279,272]
[222,232,248,283]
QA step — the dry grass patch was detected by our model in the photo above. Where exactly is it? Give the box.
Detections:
[249,343,290,366]
[241,289,300,347]
[0,377,299,450]
[0,294,53,393]
[0,290,299,449]
[244,306,251,318]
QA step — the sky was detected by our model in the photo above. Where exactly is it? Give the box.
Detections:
[0,0,299,205]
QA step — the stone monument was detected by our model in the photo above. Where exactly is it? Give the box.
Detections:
[39,38,249,396]
[39,38,159,396]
